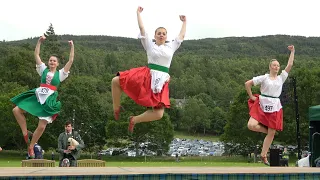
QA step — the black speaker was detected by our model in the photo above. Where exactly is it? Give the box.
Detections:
[270,148,280,166]
[309,121,320,167]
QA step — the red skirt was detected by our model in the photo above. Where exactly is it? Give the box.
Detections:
[118,66,170,108]
[248,94,283,131]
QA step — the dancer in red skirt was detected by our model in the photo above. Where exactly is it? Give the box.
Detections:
[111,6,186,133]
[245,45,295,166]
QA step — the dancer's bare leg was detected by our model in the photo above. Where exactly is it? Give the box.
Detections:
[12,106,28,136]
[27,119,47,158]
[111,76,122,111]
[132,108,164,124]
[247,117,268,134]
[29,119,48,148]
[261,128,276,157]
[128,108,164,132]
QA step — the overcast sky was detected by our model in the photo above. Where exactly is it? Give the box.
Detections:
[1,0,319,41]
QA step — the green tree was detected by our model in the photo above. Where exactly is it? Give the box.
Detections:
[221,90,263,156]
[181,97,210,134]
[167,98,183,130]
[42,23,62,61]
[211,107,227,135]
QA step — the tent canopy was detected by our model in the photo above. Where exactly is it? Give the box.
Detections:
[309,105,320,121]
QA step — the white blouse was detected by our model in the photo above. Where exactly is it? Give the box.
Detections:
[36,63,69,83]
[35,63,69,105]
[252,70,288,113]
[139,33,183,93]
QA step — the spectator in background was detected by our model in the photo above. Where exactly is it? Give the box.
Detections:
[27,143,43,159]
[280,147,289,166]
[51,151,55,160]
[34,143,43,159]
[58,121,84,167]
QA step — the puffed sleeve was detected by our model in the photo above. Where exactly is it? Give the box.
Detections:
[169,37,183,52]
[252,74,268,86]
[138,32,153,52]
[59,68,69,82]
[279,70,288,83]
[36,63,47,76]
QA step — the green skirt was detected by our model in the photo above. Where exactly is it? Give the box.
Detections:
[10,88,61,117]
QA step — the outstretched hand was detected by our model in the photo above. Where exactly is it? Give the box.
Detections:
[179,15,186,22]
[68,40,74,46]
[39,35,46,42]
[137,6,143,14]
[288,45,294,52]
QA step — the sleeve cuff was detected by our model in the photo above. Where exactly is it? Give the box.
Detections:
[282,70,288,77]
[61,68,70,75]
[36,63,45,67]
[138,33,147,39]
[175,37,183,43]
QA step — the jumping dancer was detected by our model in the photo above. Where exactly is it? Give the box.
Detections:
[11,35,75,158]
[111,6,186,133]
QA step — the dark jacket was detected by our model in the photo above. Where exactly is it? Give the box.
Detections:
[57,131,84,160]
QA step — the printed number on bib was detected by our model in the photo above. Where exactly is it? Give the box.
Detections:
[264,105,273,112]
[39,87,50,95]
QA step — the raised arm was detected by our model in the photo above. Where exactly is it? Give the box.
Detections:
[63,40,74,73]
[34,35,46,65]
[178,15,187,40]
[137,6,145,36]
[284,45,295,73]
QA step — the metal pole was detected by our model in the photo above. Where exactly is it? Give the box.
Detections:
[72,109,75,130]
[72,109,75,138]
[292,77,301,159]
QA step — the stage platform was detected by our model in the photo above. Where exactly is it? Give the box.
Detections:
[0,167,319,179]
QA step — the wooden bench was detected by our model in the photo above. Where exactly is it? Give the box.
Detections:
[21,159,55,167]
[77,159,106,167]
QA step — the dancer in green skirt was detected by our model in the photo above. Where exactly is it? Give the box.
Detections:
[11,35,75,158]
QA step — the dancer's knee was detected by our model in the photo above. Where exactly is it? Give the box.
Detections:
[247,122,256,131]
[13,106,22,114]
[112,76,120,86]
[154,109,164,120]
[37,120,48,131]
